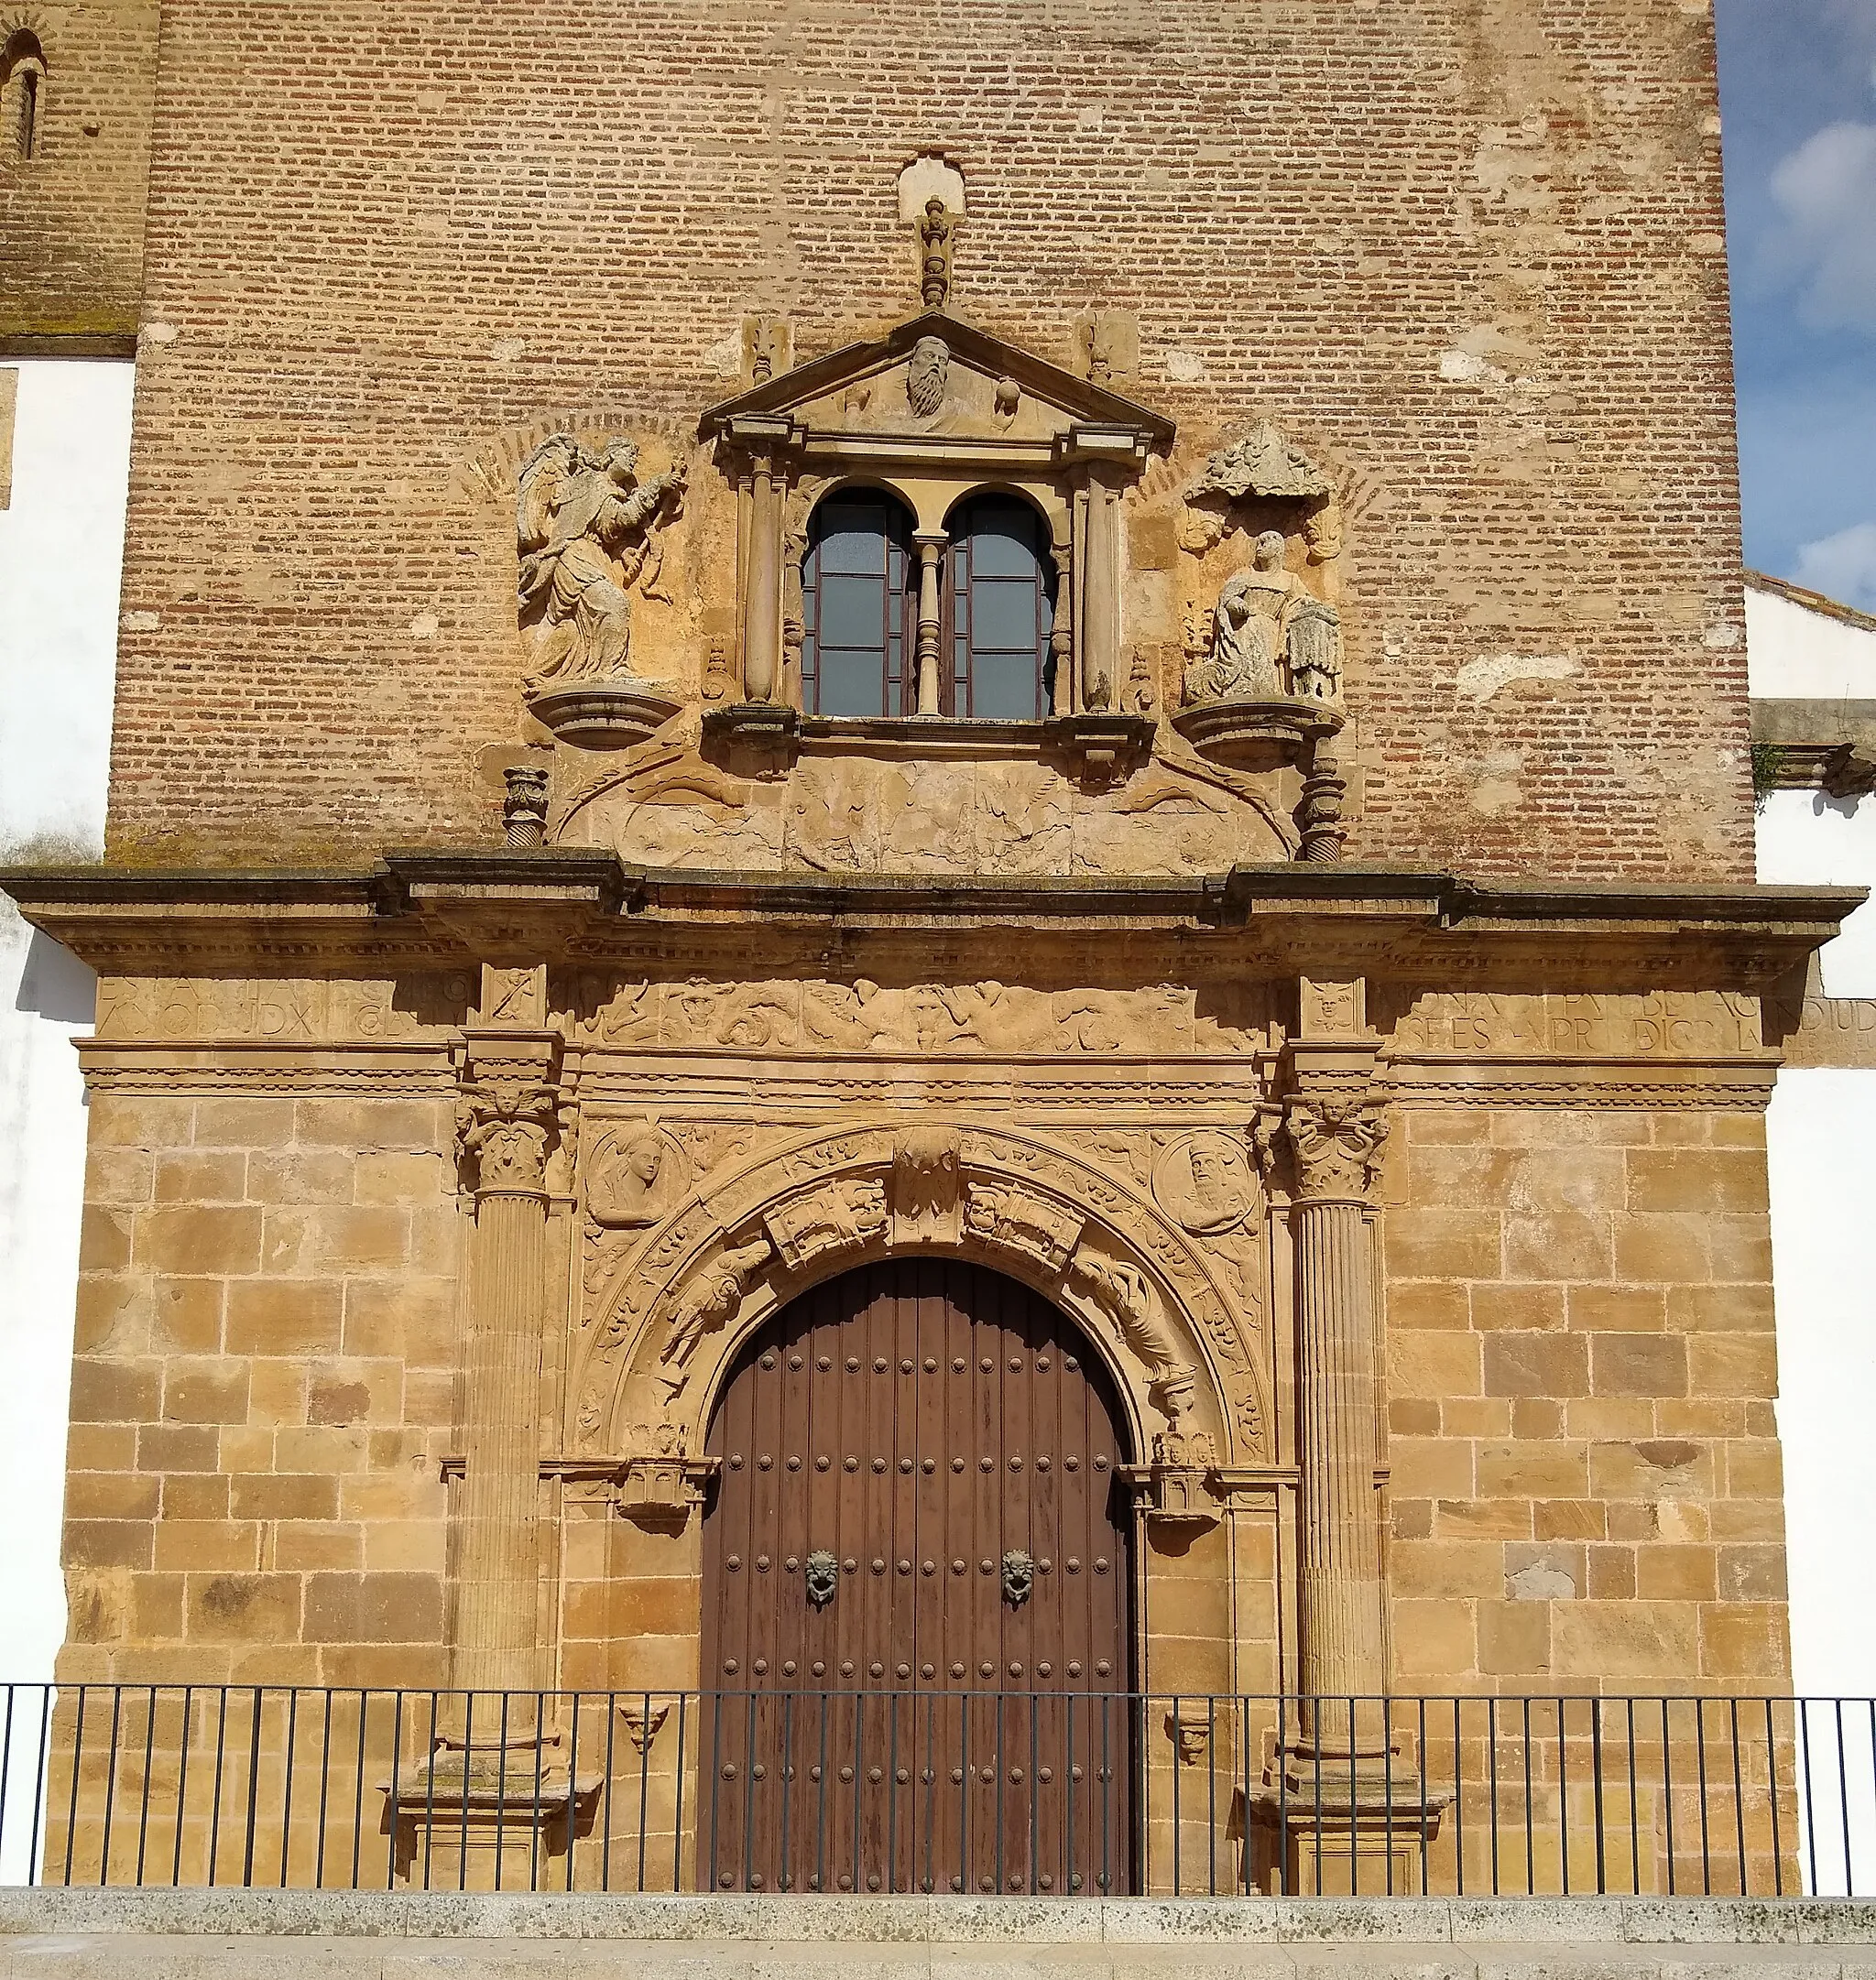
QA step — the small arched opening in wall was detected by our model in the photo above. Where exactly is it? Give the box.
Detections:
[2,28,45,162]
[694,1256,1138,1896]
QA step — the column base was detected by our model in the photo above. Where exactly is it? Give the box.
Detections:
[383,1737,600,1891]
[1246,1752,1447,1896]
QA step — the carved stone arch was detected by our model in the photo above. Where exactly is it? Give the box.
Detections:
[573,1118,1272,1472]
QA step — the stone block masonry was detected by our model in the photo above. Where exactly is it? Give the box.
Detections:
[62,1091,461,1688]
[3,1892,1876,1980]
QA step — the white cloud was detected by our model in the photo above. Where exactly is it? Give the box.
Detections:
[1769,120,1876,331]
[1795,521,1876,615]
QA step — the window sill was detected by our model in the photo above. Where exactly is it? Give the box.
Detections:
[702,704,1155,781]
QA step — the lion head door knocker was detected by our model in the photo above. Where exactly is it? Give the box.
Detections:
[1001,1549,1035,1607]
[805,1550,839,1609]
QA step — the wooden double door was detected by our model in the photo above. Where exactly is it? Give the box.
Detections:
[699,1258,1136,1894]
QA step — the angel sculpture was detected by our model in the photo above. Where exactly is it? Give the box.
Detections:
[515,434,686,691]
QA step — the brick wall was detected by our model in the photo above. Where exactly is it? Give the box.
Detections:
[0,1,158,344]
[98,0,1752,878]
[1385,1104,1788,1692]
[61,1092,461,1686]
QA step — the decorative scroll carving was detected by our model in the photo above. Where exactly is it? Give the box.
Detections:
[656,1233,775,1398]
[764,1177,889,1270]
[516,434,685,692]
[892,1125,963,1242]
[963,1180,1084,1274]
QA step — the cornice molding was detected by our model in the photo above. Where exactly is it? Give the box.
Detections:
[3,854,1861,989]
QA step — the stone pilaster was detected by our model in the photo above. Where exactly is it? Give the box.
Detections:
[1248,985,1443,1891]
[1283,1078,1391,1725]
[451,1018,562,1703]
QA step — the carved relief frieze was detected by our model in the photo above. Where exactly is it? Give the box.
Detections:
[555,968,1272,1058]
[654,1232,776,1401]
[94,972,475,1043]
[553,745,1297,878]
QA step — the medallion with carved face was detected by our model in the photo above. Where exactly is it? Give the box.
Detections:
[1151,1130,1261,1235]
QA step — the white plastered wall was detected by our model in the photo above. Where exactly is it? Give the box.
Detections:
[1751,577,1876,1893]
[0,361,135,1698]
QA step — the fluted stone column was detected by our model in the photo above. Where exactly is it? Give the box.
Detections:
[1249,1017,1442,1892]
[1284,1091,1391,1733]
[453,1028,561,1708]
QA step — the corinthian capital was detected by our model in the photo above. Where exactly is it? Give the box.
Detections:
[457,1032,562,1197]
[1283,1095,1391,1204]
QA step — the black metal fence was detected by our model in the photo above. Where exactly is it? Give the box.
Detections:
[1,1685,1871,1898]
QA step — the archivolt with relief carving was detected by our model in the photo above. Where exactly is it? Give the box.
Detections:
[571,1121,1271,1469]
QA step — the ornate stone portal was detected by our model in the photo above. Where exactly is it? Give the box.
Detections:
[12,172,1854,1902]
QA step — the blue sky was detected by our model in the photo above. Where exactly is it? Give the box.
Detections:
[1717,0,1876,610]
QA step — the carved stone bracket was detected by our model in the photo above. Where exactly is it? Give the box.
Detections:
[701,701,801,774]
[617,1701,670,1755]
[1125,1427,1222,1529]
[1041,712,1155,786]
[528,681,682,751]
[1165,1703,1213,1767]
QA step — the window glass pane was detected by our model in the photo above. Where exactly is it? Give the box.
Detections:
[818,647,887,717]
[968,650,1037,720]
[968,577,1038,652]
[817,508,889,575]
[818,572,885,648]
[966,506,1038,578]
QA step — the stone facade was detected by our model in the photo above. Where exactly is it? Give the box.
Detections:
[0,0,1856,1902]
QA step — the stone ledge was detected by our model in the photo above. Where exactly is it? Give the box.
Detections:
[1,1892,1872,1946]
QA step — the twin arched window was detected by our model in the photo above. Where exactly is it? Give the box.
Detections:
[800,490,1055,719]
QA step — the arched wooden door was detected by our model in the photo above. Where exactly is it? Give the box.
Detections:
[698,1258,1135,1895]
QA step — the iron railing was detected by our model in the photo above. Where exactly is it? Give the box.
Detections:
[1,1685,1871,1897]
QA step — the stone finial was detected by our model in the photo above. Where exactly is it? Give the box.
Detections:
[919,196,955,309]
[503,764,550,848]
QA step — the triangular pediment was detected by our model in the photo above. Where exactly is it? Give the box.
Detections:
[699,310,1174,451]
